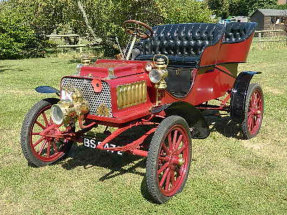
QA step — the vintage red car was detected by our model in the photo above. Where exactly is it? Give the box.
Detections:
[21,20,264,203]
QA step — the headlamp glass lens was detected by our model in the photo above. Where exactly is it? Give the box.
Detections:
[51,105,64,125]
[149,69,162,84]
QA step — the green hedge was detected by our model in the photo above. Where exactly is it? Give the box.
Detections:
[0,14,49,59]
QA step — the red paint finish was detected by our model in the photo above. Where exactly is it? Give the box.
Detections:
[96,121,158,152]
[216,34,254,64]
[199,41,222,67]
[80,59,149,79]
[161,67,235,106]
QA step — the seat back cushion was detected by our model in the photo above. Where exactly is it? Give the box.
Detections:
[223,22,257,44]
[135,23,225,65]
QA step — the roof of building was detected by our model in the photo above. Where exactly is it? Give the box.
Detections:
[251,9,287,17]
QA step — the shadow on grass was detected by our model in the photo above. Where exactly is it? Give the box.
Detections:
[0,66,10,73]
[60,125,156,202]
[0,65,24,73]
[203,110,243,139]
[62,145,146,179]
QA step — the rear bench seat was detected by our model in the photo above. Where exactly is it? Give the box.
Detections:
[134,22,257,65]
[134,23,225,66]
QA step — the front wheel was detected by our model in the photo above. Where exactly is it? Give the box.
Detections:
[20,98,74,167]
[146,116,192,204]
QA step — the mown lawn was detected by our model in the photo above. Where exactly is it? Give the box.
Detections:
[0,47,287,215]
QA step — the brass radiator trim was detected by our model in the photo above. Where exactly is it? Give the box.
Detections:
[117,81,147,109]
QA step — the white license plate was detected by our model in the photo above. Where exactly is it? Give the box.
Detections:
[83,137,123,155]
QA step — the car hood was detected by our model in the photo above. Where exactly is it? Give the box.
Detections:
[80,59,149,79]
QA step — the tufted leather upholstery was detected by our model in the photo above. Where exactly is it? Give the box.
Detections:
[135,23,225,65]
[223,22,257,44]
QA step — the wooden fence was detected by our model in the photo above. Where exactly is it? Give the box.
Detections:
[254,29,287,43]
[47,34,87,52]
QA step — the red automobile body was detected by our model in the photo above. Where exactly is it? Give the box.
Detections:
[61,27,254,128]
[51,22,258,154]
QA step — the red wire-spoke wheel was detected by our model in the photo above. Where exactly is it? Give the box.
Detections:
[241,83,264,139]
[21,98,74,167]
[146,116,192,204]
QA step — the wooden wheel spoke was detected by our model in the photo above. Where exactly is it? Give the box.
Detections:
[174,134,183,151]
[42,112,49,126]
[176,145,186,155]
[33,137,45,147]
[170,169,175,186]
[46,142,51,158]
[52,142,59,153]
[165,171,171,191]
[162,143,170,155]
[248,116,253,131]
[158,162,169,175]
[35,121,46,130]
[172,130,178,148]
[38,140,47,156]
[168,133,173,151]
[159,168,170,187]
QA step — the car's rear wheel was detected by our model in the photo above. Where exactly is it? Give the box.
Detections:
[241,83,264,139]
[146,116,192,204]
[20,98,74,167]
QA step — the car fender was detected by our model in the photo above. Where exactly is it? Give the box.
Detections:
[230,71,261,123]
[35,86,60,96]
[154,101,210,139]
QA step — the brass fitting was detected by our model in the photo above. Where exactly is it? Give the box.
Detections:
[51,88,90,125]
[81,55,91,66]
[153,55,169,90]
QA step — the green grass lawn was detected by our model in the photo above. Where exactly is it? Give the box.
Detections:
[0,47,287,215]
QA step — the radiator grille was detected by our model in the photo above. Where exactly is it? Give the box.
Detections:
[61,77,112,117]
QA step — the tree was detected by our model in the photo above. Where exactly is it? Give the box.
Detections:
[0,11,48,59]
[0,0,215,58]
[207,0,230,18]
[208,0,277,16]
[160,0,214,23]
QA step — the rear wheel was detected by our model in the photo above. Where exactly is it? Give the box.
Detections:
[241,83,264,139]
[146,116,192,204]
[20,98,74,167]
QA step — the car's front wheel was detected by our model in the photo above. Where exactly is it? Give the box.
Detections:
[20,98,74,167]
[146,116,192,204]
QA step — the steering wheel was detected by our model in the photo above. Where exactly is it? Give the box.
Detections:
[123,20,153,39]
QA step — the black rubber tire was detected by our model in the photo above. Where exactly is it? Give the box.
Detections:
[20,98,73,167]
[146,115,192,204]
[241,83,264,139]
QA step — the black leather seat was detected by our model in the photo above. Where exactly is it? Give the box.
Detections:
[134,23,225,66]
[223,22,257,44]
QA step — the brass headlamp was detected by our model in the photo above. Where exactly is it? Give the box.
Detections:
[81,54,91,66]
[51,87,90,125]
[149,54,169,90]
